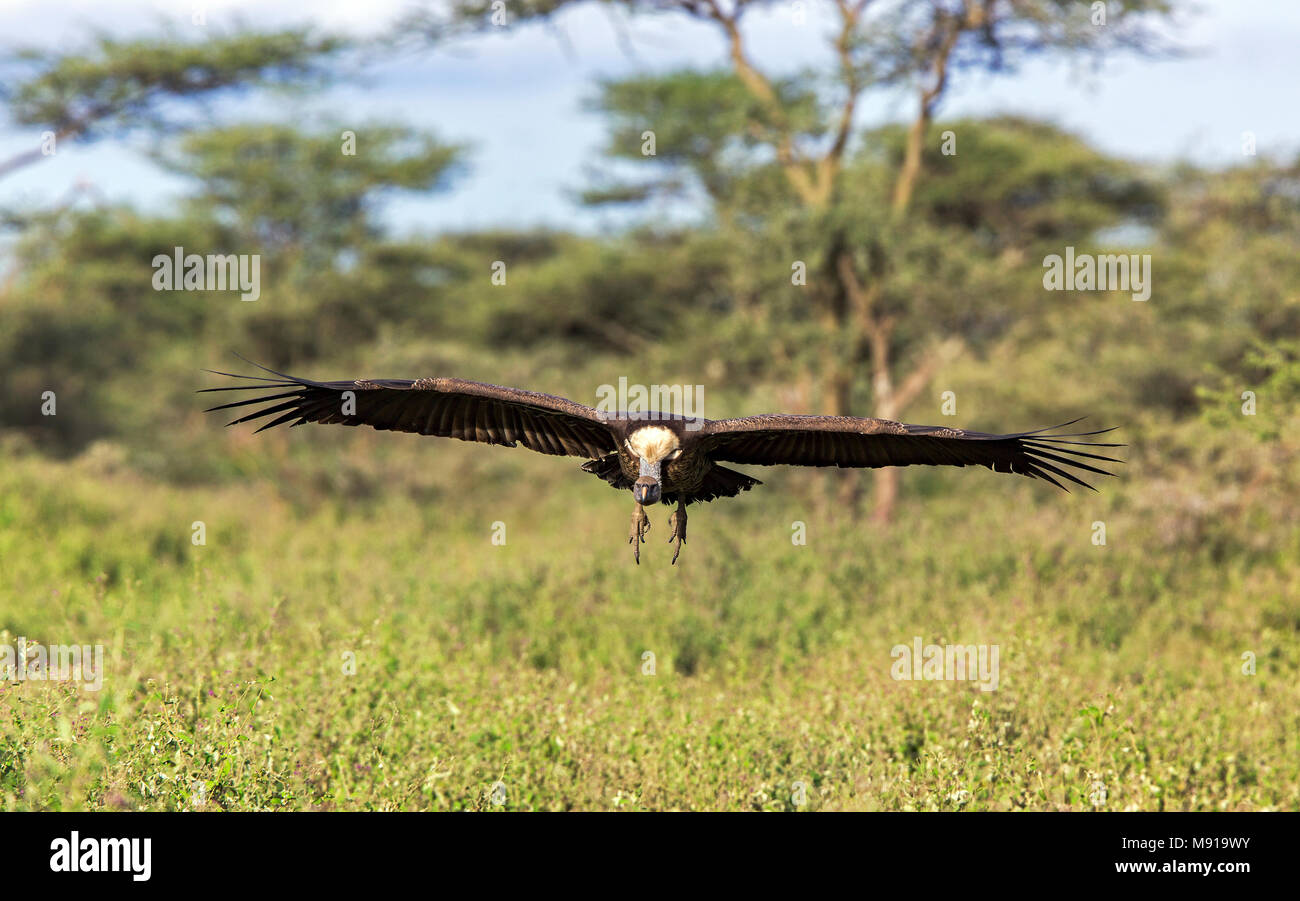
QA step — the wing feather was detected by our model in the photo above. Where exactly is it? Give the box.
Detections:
[202,361,617,459]
[700,415,1122,491]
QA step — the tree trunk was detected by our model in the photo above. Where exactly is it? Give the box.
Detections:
[870,468,899,524]
[867,323,900,524]
[819,361,861,514]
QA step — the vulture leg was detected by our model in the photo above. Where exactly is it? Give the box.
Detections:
[667,500,687,565]
[628,502,651,565]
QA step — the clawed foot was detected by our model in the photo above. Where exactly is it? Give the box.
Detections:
[629,503,651,564]
[667,503,687,565]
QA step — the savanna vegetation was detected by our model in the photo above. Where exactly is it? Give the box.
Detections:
[1,0,1297,810]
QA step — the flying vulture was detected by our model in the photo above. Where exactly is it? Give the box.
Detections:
[202,362,1121,564]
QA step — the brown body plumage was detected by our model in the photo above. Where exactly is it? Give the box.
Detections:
[202,361,1123,564]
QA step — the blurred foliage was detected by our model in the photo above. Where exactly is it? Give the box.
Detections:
[3,27,346,140]
[1198,339,1300,443]
[1,115,1296,489]
[157,123,463,262]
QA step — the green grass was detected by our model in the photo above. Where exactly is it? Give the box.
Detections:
[1,443,1297,811]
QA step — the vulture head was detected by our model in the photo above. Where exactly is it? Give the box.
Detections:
[627,424,681,506]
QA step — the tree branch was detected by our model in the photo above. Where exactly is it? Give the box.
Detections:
[890,1,974,215]
[815,0,874,204]
[696,0,820,205]
[0,123,87,182]
[891,336,964,414]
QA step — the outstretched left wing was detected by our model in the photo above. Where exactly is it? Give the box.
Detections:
[201,362,618,460]
[699,415,1122,490]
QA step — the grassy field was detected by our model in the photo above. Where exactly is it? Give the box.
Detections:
[1,434,1297,811]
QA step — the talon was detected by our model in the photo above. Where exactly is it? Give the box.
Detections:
[667,502,688,565]
[629,502,651,563]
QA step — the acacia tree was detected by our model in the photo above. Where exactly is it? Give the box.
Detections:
[158,122,462,261]
[0,27,346,180]
[163,122,466,364]
[409,0,1181,521]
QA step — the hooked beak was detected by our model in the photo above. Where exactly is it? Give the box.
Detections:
[633,476,661,506]
[634,458,662,505]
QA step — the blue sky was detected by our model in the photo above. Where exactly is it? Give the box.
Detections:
[1,0,1297,236]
